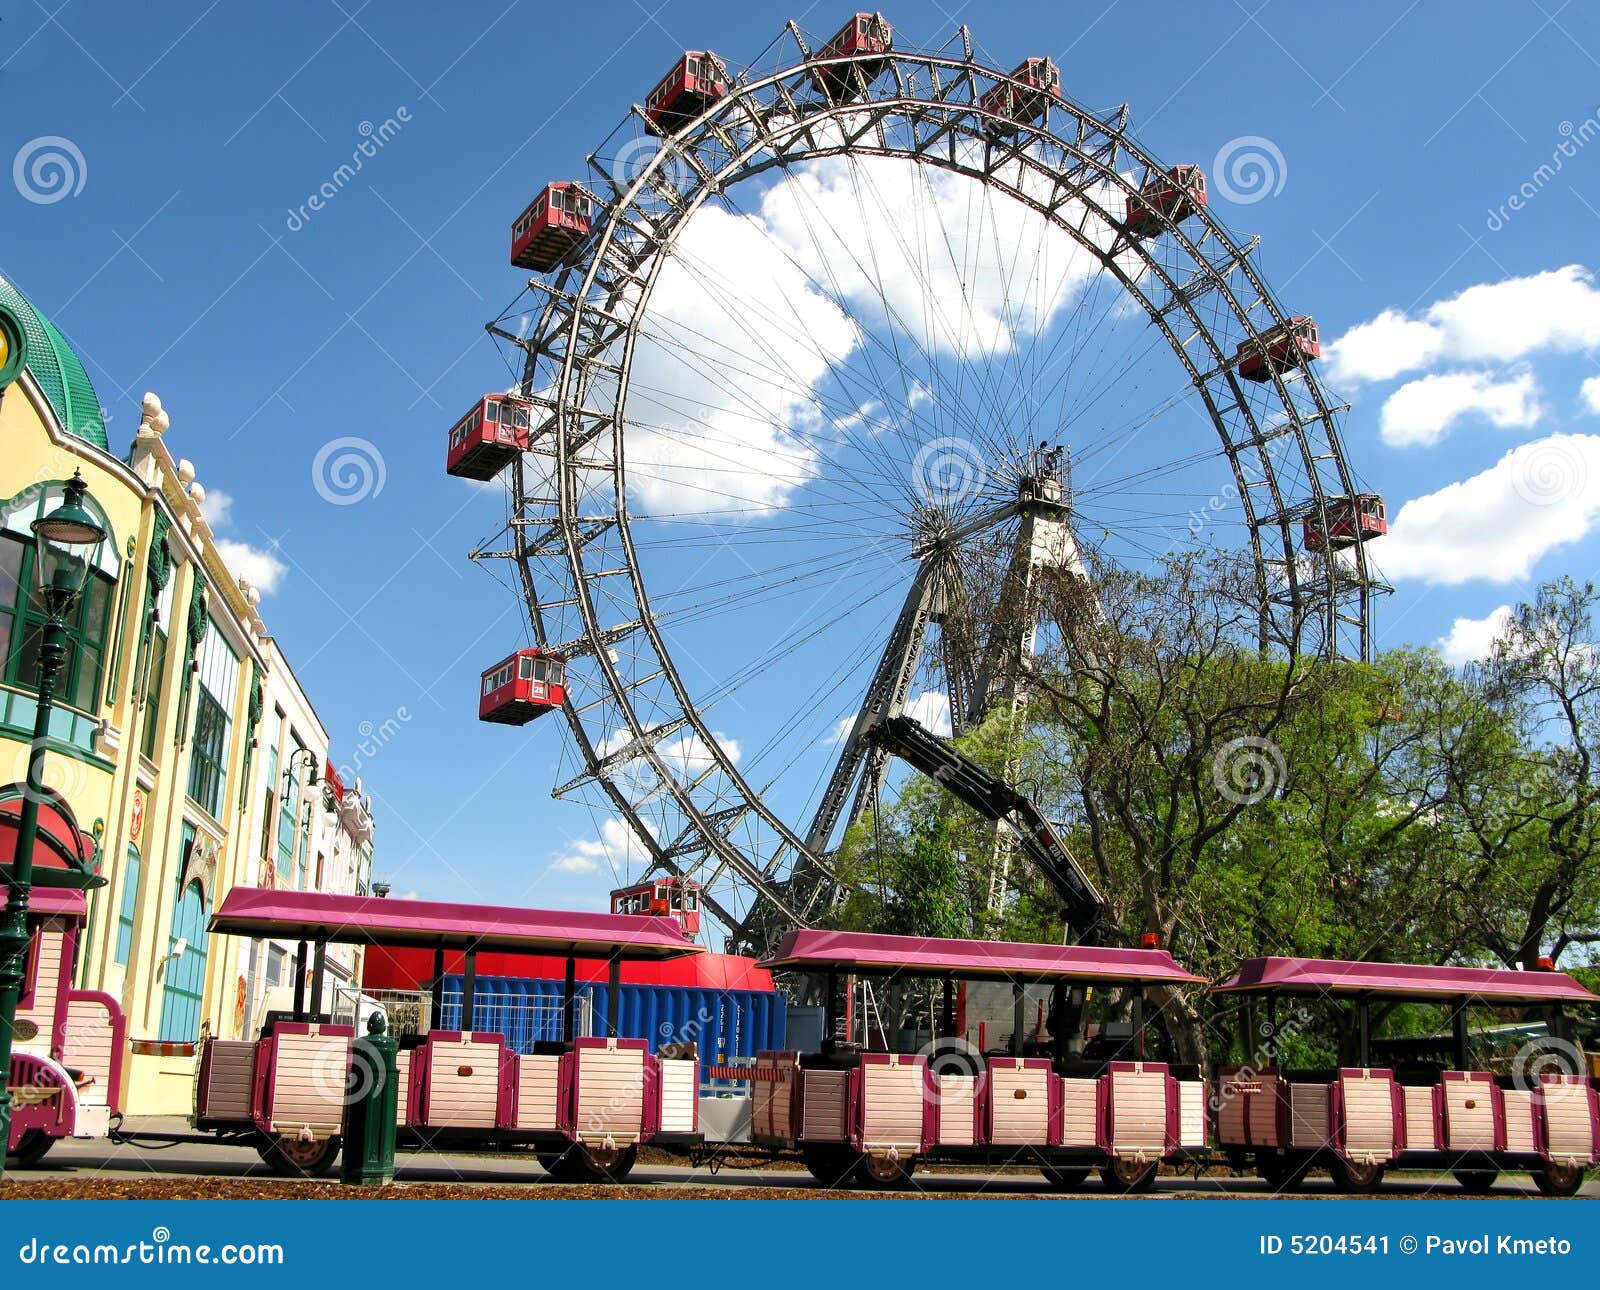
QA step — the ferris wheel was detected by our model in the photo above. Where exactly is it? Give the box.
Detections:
[458,15,1388,953]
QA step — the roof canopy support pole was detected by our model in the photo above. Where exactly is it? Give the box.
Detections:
[1450,998,1469,1071]
[1011,982,1025,1057]
[606,952,621,1039]
[1356,997,1372,1068]
[1264,994,1277,1064]
[292,940,307,1021]
[823,970,845,1054]
[1132,986,1145,1061]
[941,978,955,1039]
[562,956,576,1043]
[429,946,445,1032]
[461,949,478,1037]
[309,939,327,1020]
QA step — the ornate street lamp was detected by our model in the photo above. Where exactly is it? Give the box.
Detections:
[0,471,108,1180]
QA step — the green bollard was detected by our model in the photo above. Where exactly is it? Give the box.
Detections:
[341,1011,399,1186]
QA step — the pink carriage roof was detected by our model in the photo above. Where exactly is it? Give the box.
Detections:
[1214,956,1600,1005]
[210,887,703,961]
[1,886,85,918]
[760,928,1204,985]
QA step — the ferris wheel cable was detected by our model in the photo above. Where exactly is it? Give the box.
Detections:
[656,558,903,638]
[652,554,900,625]
[842,153,1042,465]
[616,424,922,525]
[616,370,937,505]
[1074,446,1232,499]
[739,157,1023,472]
[678,571,912,734]
[666,188,964,470]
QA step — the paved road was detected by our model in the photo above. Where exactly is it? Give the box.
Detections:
[15,1119,1596,1197]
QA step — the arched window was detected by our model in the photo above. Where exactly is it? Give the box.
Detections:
[0,481,119,712]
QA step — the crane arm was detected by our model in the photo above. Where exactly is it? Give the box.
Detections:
[865,713,1106,944]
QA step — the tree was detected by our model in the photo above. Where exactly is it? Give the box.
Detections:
[1445,578,1600,967]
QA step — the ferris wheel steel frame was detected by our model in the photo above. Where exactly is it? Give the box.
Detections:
[483,24,1384,951]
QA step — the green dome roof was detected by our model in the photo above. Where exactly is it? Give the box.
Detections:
[0,275,108,452]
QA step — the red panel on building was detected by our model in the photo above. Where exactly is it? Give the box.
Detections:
[362,943,774,993]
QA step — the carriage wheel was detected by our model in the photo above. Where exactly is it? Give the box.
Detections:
[1329,1157,1386,1193]
[1258,1152,1312,1192]
[1534,1162,1587,1197]
[5,1129,56,1169]
[801,1143,861,1189]
[1452,1168,1498,1193]
[256,1133,341,1178]
[1041,1164,1092,1191]
[854,1151,917,1189]
[1099,1158,1159,1193]
[542,1142,638,1183]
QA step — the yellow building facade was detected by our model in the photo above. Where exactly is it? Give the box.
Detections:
[0,276,365,1115]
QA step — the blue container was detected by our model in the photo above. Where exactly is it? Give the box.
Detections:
[438,974,785,1088]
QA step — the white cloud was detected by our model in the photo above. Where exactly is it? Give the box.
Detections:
[1326,266,1600,385]
[829,689,953,746]
[550,817,652,875]
[1324,308,1445,384]
[1378,433,1600,583]
[1582,375,1600,414]
[602,155,1128,518]
[197,487,233,528]
[1379,370,1540,447]
[214,539,286,594]
[903,689,953,738]
[1435,605,1513,665]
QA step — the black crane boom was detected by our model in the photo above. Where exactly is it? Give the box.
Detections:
[864,713,1106,944]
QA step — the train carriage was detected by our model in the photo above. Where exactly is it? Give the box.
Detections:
[5,887,126,1167]
[748,927,1205,1190]
[196,888,704,1180]
[1213,956,1600,1195]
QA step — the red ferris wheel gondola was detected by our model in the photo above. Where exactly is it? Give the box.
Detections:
[1125,164,1208,239]
[811,13,893,103]
[1235,315,1321,383]
[643,51,729,135]
[978,57,1061,133]
[609,875,702,936]
[1304,494,1387,553]
[446,393,537,480]
[479,649,567,725]
[511,183,595,273]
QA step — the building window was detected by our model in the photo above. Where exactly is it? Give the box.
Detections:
[0,483,118,712]
[185,620,238,817]
[158,827,209,1043]
[187,690,229,817]
[114,845,142,965]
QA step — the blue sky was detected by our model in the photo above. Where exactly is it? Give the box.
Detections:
[6,0,1600,924]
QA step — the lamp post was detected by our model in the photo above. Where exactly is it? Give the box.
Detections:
[0,471,107,1180]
